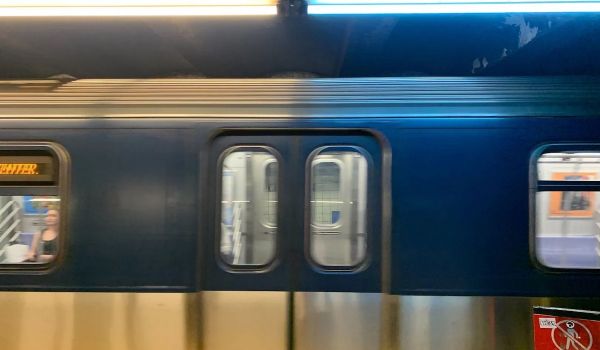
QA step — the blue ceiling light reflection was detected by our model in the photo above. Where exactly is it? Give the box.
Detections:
[307,0,600,14]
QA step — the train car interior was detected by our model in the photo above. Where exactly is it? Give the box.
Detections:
[220,149,278,266]
[0,196,60,264]
[536,152,600,269]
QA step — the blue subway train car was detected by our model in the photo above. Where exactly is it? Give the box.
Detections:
[0,77,597,349]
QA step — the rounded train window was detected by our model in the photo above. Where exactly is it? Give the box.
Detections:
[0,142,68,271]
[219,147,278,268]
[308,146,368,268]
[534,149,600,270]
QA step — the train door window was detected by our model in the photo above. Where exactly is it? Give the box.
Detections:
[309,147,368,268]
[264,160,278,227]
[0,143,68,269]
[535,151,600,269]
[312,161,342,225]
[220,148,278,267]
[0,196,61,264]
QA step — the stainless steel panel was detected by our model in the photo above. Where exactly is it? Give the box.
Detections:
[295,292,382,350]
[0,291,288,350]
[387,296,600,350]
[2,291,600,350]
[0,292,192,350]
[201,291,288,350]
[0,78,598,119]
[294,293,600,350]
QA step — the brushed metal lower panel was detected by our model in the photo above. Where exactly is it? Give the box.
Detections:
[390,296,600,350]
[294,293,600,350]
[201,291,288,350]
[0,292,191,350]
[1,291,599,350]
[294,292,382,350]
[0,291,289,350]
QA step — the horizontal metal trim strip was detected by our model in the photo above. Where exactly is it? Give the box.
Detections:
[537,180,600,191]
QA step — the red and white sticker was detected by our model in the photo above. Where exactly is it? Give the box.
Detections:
[534,307,600,350]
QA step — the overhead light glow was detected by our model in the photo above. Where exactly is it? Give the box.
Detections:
[0,0,277,16]
[307,0,600,14]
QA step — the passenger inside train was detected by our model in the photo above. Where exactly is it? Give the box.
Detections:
[536,152,600,269]
[26,207,59,263]
[0,196,60,264]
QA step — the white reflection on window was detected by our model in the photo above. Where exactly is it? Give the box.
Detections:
[264,160,278,227]
[310,148,368,267]
[220,149,277,266]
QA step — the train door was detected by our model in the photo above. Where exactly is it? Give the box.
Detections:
[204,130,385,292]
[204,134,292,291]
[296,133,384,292]
[202,130,387,350]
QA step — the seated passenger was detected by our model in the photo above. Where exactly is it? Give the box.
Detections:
[25,208,59,263]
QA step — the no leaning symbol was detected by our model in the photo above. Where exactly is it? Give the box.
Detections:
[551,320,593,350]
[533,307,600,350]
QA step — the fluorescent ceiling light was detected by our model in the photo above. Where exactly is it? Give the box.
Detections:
[307,1,600,13]
[0,0,277,16]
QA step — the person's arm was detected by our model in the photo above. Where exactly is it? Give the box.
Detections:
[38,255,54,263]
[25,232,40,261]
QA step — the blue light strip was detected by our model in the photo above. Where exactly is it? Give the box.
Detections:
[307,1,600,14]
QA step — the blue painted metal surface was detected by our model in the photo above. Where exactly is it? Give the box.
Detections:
[384,118,600,296]
[0,78,597,296]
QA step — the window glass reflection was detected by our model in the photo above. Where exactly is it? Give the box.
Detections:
[536,152,600,269]
[312,161,342,225]
[264,161,278,227]
[0,196,60,264]
[538,152,600,181]
[310,148,368,267]
[220,149,277,266]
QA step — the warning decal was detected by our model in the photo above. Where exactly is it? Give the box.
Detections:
[534,307,600,350]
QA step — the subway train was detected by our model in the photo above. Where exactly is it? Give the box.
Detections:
[0,77,599,349]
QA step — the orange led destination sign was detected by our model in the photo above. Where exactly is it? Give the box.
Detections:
[0,156,54,182]
[0,163,40,175]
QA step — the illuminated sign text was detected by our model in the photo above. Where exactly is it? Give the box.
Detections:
[0,163,39,175]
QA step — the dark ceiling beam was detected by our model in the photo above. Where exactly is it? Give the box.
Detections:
[278,0,308,16]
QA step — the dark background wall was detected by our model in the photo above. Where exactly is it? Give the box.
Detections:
[0,14,599,78]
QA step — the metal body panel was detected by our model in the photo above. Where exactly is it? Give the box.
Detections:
[295,293,600,350]
[0,129,198,290]
[0,292,192,350]
[391,295,600,350]
[0,77,599,118]
[201,291,288,350]
[0,291,287,350]
[0,291,598,350]
[1,118,600,295]
[294,292,381,350]
[0,78,597,295]
[386,122,600,296]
